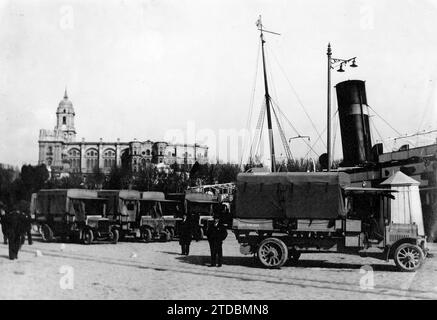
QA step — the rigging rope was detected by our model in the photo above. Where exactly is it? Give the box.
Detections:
[367,105,403,137]
[271,104,293,161]
[240,40,261,167]
[268,46,326,148]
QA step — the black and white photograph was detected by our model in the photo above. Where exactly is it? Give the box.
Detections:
[0,0,436,305]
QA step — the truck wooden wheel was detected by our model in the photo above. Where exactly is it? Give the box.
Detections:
[394,243,424,272]
[109,229,119,244]
[166,227,175,240]
[82,229,94,245]
[141,228,152,242]
[257,238,288,268]
[40,224,53,242]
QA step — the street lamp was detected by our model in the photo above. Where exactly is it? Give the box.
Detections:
[326,43,357,172]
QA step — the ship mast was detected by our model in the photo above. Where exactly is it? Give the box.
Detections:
[256,16,280,172]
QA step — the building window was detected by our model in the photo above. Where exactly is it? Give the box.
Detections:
[47,146,53,155]
[103,149,116,169]
[146,149,150,156]
[85,149,98,171]
[68,148,81,172]
[62,116,66,125]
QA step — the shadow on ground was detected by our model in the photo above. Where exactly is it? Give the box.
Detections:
[174,254,397,271]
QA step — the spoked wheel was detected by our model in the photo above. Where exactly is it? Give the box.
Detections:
[141,228,152,242]
[257,238,288,268]
[108,228,119,244]
[40,224,54,242]
[394,243,424,272]
[82,229,94,245]
[160,231,171,242]
[166,227,175,241]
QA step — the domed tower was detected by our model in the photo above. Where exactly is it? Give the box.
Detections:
[55,88,76,142]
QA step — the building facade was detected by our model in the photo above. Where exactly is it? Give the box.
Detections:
[38,91,208,176]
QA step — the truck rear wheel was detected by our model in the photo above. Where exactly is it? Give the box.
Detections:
[109,229,119,244]
[394,243,424,272]
[257,238,288,268]
[82,229,94,245]
[141,228,152,242]
[40,224,53,242]
[166,227,175,240]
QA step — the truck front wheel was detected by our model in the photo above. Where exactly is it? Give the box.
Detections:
[257,238,288,268]
[40,224,53,242]
[394,243,424,272]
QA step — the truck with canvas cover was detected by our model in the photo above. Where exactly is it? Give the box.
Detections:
[97,190,141,240]
[185,193,220,240]
[139,191,181,242]
[233,172,428,271]
[31,189,118,244]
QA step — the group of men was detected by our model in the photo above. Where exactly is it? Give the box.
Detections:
[0,202,33,260]
[178,208,228,267]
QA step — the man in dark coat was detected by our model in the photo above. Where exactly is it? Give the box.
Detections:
[20,211,33,246]
[3,209,28,260]
[206,216,228,267]
[0,202,8,244]
[178,214,192,255]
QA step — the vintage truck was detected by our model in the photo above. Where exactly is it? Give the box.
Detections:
[139,191,181,242]
[97,189,141,240]
[30,189,118,244]
[185,193,220,240]
[232,172,428,271]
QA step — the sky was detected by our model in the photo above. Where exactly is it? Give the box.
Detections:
[0,0,436,167]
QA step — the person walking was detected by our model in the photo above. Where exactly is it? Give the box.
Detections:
[206,215,228,267]
[3,209,28,260]
[21,211,33,246]
[178,214,192,255]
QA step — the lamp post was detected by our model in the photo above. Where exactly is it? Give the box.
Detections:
[326,43,357,171]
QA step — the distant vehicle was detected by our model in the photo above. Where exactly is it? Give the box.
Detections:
[97,189,141,240]
[233,172,428,272]
[30,189,118,244]
[139,192,181,242]
[185,193,220,240]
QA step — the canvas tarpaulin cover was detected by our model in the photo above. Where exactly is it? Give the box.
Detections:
[236,172,350,219]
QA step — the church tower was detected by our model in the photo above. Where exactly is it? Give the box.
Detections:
[55,88,76,142]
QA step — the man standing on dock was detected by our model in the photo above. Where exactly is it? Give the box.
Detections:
[206,215,228,267]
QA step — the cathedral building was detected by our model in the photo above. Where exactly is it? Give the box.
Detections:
[38,91,208,177]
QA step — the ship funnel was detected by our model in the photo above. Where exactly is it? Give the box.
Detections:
[336,80,372,167]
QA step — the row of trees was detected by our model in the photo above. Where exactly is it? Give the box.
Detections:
[0,158,327,211]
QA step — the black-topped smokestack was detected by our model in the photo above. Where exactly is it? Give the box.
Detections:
[336,80,372,167]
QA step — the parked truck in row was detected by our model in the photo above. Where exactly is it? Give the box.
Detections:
[30,189,118,244]
[232,172,428,272]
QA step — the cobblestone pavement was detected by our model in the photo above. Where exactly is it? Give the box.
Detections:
[1,231,436,300]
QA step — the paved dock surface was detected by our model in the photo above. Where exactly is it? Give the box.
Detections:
[1,231,436,299]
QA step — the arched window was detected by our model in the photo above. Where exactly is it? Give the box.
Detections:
[103,149,116,169]
[85,148,98,171]
[62,116,66,125]
[146,149,151,156]
[68,148,81,172]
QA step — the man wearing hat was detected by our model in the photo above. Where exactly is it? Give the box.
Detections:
[178,214,192,255]
[0,202,7,244]
[3,207,28,260]
[206,215,228,267]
